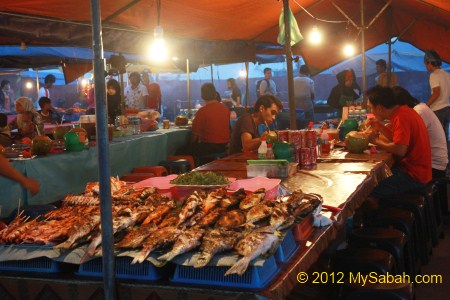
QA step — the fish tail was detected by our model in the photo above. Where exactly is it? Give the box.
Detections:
[54,240,73,249]
[225,257,251,276]
[194,253,212,268]
[132,248,151,264]
[158,249,180,261]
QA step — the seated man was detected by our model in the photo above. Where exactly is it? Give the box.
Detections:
[177,83,230,157]
[366,86,432,197]
[229,95,283,154]
[38,97,61,124]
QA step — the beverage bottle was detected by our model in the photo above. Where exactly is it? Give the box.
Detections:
[321,132,330,155]
[258,137,268,159]
[266,143,274,159]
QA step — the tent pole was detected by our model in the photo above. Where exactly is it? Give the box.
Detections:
[245,61,249,107]
[387,7,393,85]
[35,69,40,99]
[187,58,191,115]
[119,73,125,115]
[283,0,296,130]
[90,1,115,300]
[360,0,367,105]
[210,64,214,84]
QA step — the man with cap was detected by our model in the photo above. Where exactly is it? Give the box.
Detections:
[424,50,450,135]
[375,59,398,87]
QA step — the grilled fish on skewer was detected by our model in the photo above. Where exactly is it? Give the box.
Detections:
[158,226,205,261]
[115,223,157,248]
[225,227,279,276]
[202,188,227,213]
[216,210,246,228]
[177,191,204,226]
[132,226,180,264]
[246,201,275,224]
[239,188,266,210]
[195,228,243,268]
[221,188,246,208]
[198,208,226,227]
[141,202,173,225]
[55,214,100,249]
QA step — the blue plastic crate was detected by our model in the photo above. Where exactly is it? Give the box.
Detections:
[275,229,299,264]
[0,257,63,273]
[170,256,279,289]
[77,256,172,280]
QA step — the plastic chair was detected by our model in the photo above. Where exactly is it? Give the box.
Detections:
[159,159,192,174]
[131,166,168,177]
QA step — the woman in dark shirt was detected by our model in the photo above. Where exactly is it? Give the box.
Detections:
[227,78,242,106]
[106,79,122,124]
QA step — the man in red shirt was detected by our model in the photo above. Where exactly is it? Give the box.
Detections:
[366,85,432,197]
[177,83,230,157]
[142,72,161,112]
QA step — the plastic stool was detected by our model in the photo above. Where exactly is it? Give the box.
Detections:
[350,228,408,274]
[331,248,395,276]
[363,208,420,276]
[378,194,431,265]
[159,159,192,174]
[120,173,156,183]
[422,181,446,245]
[195,152,228,166]
[167,155,195,170]
[341,282,414,300]
[132,166,168,177]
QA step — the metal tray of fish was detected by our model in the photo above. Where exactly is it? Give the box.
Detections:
[170,255,279,289]
[76,256,174,280]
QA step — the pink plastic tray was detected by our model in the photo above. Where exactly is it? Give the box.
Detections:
[228,176,281,200]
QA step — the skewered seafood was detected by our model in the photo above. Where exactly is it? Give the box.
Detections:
[55,214,101,249]
[195,228,243,268]
[132,226,181,264]
[158,226,205,261]
[239,188,266,210]
[225,226,279,276]
[115,223,158,249]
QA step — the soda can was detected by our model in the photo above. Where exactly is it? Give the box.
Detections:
[163,119,170,129]
[289,130,303,149]
[278,130,289,142]
[310,147,317,164]
[300,148,313,165]
[305,130,317,148]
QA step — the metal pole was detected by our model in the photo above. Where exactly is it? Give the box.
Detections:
[35,69,40,101]
[360,0,367,103]
[90,1,115,299]
[119,73,125,115]
[210,64,214,84]
[187,58,191,116]
[387,7,393,86]
[283,0,296,130]
[245,61,249,107]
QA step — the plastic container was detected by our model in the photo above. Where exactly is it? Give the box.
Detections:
[275,229,299,263]
[0,257,64,273]
[247,159,289,178]
[293,215,315,242]
[228,176,281,200]
[258,137,267,159]
[170,256,279,289]
[77,257,173,280]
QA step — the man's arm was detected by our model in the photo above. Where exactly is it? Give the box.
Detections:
[426,87,440,107]
[370,136,408,157]
[241,132,262,152]
[0,155,40,195]
[259,81,268,97]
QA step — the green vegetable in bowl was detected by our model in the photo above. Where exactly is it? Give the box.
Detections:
[170,171,230,185]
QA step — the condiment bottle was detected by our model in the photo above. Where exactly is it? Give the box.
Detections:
[266,143,274,159]
[258,137,268,159]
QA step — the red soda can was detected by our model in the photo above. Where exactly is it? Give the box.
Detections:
[278,130,289,142]
[310,147,317,164]
[289,130,303,149]
[300,148,313,165]
[305,130,317,148]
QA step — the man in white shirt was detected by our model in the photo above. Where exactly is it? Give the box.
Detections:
[293,65,315,122]
[37,74,56,105]
[424,50,450,133]
[375,59,398,87]
[124,72,149,110]
[258,68,277,97]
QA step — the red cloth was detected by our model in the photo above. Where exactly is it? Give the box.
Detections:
[145,83,161,109]
[192,101,230,144]
[390,105,432,183]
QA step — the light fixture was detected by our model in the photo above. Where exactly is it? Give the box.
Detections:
[20,41,27,51]
[25,82,33,89]
[81,79,88,86]
[148,0,168,62]
[308,26,322,45]
[172,56,179,61]
[343,43,355,57]
[239,70,247,78]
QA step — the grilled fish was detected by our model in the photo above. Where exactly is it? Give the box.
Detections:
[158,226,205,261]
[221,188,246,208]
[198,208,226,227]
[115,223,158,248]
[202,188,228,213]
[246,201,275,224]
[216,210,246,228]
[132,226,180,264]
[177,191,204,226]
[195,228,243,268]
[225,227,279,276]
[55,214,101,249]
[141,203,172,225]
[239,188,266,210]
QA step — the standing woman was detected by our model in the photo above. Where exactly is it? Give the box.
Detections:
[227,78,242,107]
[9,97,44,139]
[106,79,122,124]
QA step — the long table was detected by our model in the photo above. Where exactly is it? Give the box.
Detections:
[0,128,190,218]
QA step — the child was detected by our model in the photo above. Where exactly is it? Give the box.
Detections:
[0,113,12,147]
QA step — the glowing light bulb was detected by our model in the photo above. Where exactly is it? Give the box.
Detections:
[308,26,322,45]
[239,70,247,78]
[81,79,88,86]
[25,82,33,89]
[343,44,355,57]
[148,26,168,62]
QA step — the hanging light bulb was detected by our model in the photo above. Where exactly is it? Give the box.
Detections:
[81,79,88,86]
[239,69,247,78]
[148,25,168,62]
[343,43,355,57]
[308,26,322,45]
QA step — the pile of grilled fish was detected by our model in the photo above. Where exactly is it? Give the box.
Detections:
[0,178,323,276]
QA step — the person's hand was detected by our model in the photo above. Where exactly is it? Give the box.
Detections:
[20,177,40,195]
[367,130,379,145]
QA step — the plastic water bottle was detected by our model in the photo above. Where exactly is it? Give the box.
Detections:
[266,143,274,159]
[321,132,330,155]
[258,137,268,159]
